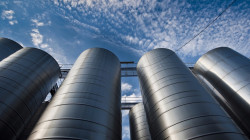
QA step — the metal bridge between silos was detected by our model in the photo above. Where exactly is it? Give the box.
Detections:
[59,61,138,78]
[121,97,142,110]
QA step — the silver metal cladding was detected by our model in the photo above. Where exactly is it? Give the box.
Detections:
[28,48,121,140]
[194,47,250,137]
[137,48,248,140]
[0,37,23,61]
[18,102,50,140]
[129,103,152,140]
[0,47,60,140]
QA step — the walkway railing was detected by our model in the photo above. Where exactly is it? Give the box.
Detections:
[121,96,142,110]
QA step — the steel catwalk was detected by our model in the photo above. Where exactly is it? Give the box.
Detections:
[129,103,152,140]
[194,47,250,136]
[137,48,248,140]
[0,37,22,61]
[0,47,60,140]
[28,48,121,140]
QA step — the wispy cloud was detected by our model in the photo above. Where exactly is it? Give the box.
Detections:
[1,10,18,25]
[29,28,69,64]
[1,10,14,20]
[30,29,44,47]
[9,20,18,25]
[51,0,249,59]
[72,19,100,33]
[31,19,45,27]
[121,82,132,92]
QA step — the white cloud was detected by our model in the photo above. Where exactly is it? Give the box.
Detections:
[70,1,78,7]
[29,28,70,66]
[54,0,59,5]
[51,0,250,60]
[123,35,139,44]
[9,20,18,25]
[31,19,45,27]
[121,82,132,92]
[72,19,100,33]
[1,10,14,20]
[30,28,56,54]
[30,29,43,47]
[1,10,18,25]
[66,5,72,10]
[41,44,48,48]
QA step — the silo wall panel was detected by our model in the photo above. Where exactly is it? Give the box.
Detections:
[18,101,50,140]
[28,48,121,140]
[129,103,152,140]
[194,47,250,136]
[0,47,60,140]
[0,37,22,61]
[137,48,247,140]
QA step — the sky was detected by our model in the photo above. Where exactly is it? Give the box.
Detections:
[0,0,249,139]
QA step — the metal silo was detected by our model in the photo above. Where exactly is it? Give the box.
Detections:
[0,37,22,61]
[194,47,250,137]
[18,101,50,140]
[129,103,152,140]
[137,48,248,140]
[0,47,60,140]
[28,48,121,140]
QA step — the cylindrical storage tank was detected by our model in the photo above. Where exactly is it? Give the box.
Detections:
[129,103,152,140]
[137,48,248,140]
[28,48,121,140]
[194,47,250,136]
[0,47,60,140]
[18,101,50,140]
[193,72,249,137]
[0,37,22,61]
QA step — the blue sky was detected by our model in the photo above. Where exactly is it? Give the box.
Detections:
[0,0,249,139]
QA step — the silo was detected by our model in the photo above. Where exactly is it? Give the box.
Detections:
[18,101,50,140]
[194,47,250,136]
[0,37,22,61]
[137,48,248,140]
[28,48,121,140]
[129,103,152,140]
[0,47,60,140]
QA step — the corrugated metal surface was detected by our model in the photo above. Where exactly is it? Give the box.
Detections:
[0,47,60,140]
[194,47,250,137]
[28,48,121,140]
[129,103,152,140]
[137,48,247,140]
[0,37,22,61]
